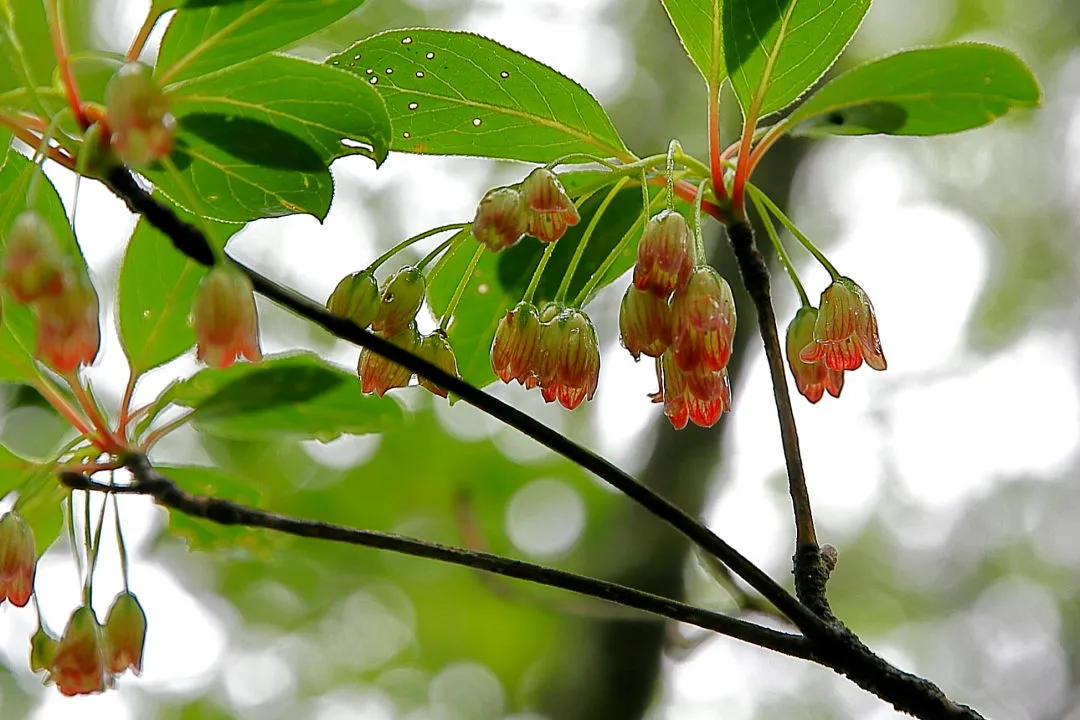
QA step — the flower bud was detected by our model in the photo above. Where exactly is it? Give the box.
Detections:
[103,591,147,676]
[799,277,886,372]
[2,211,67,304]
[671,267,736,372]
[619,285,672,360]
[520,168,580,243]
[786,306,843,403]
[30,624,58,674]
[49,605,109,696]
[0,512,35,607]
[193,266,261,369]
[491,301,543,386]
[327,270,380,328]
[358,325,418,397]
[372,266,425,337]
[537,307,600,410]
[633,210,693,298]
[472,187,528,252]
[417,331,460,398]
[105,62,174,168]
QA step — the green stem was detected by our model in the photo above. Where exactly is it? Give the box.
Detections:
[85,478,109,605]
[750,190,810,307]
[440,242,485,331]
[82,488,92,605]
[368,222,469,273]
[692,178,708,265]
[556,178,629,304]
[67,492,84,591]
[544,152,620,171]
[423,228,471,285]
[27,110,67,205]
[417,235,458,271]
[748,184,840,280]
[113,492,129,590]
[665,140,681,212]
[140,409,194,451]
[522,237,559,304]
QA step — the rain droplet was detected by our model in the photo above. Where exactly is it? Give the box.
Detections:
[426,52,436,60]
[402,37,413,45]
[403,131,411,139]
[415,71,425,78]
[142,310,151,318]
[369,76,378,84]
[477,284,490,295]
[500,71,509,79]
[365,67,374,74]
[353,54,361,61]
[472,118,482,126]
[385,68,394,74]
[408,102,419,110]
[331,60,340,66]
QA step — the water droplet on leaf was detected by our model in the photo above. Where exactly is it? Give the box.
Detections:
[408,102,419,110]
[402,37,413,45]
[370,77,378,84]
[416,71,425,78]
[365,67,374,74]
[385,68,394,74]
[472,118,482,126]
[500,71,509,79]
[426,52,435,60]
[403,131,411,139]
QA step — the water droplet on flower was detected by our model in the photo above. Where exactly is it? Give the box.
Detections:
[408,102,419,110]
[426,52,435,60]
[416,71,425,78]
[500,71,509,79]
[402,37,413,45]
[369,77,378,84]
[472,118,482,126]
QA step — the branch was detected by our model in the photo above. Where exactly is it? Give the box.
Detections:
[58,460,811,661]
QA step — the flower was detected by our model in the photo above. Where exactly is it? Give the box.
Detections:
[671,266,736,372]
[372,266,425,337]
[326,270,380,328]
[658,351,730,430]
[786,307,844,403]
[50,605,110,696]
[472,187,528,252]
[520,168,580,243]
[358,325,418,396]
[105,62,174,168]
[34,271,102,374]
[618,284,672,360]
[103,591,147,676]
[193,266,261,368]
[2,211,67,304]
[799,277,886,372]
[0,512,35,607]
[30,624,58,674]
[417,331,460,398]
[536,307,600,410]
[633,210,693,298]
[490,301,543,386]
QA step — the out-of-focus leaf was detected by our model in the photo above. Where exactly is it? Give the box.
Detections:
[157,464,271,552]
[659,0,726,89]
[0,451,64,556]
[328,29,630,163]
[156,0,367,84]
[788,44,1042,137]
[725,0,871,118]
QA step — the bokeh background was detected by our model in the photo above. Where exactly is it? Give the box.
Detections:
[0,0,1076,718]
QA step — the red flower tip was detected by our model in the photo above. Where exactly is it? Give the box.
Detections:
[358,324,418,397]
[2,211,67,304]
[327,270,380,328]
[49,606,110,697]
[671,266,736,372]
[105,62,174,168]
[104,591,147,676]
[799,277,886,373]
[472,187,528,252]
[520,168,580,243]
[0,512,35,607]
[618,284,672,360]
[536,307,600,410]
[193,266,261,369]
[633,210,693,298]
[417,331,460,399]
[786,306,844,403]
[660,351,730,430]
[372,266,426,337]
[491,301,543,386]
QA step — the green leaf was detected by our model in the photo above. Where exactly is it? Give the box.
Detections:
[725,0,870,118]
[660,0,726,90]
[164,353,402,441]
[156,0,367,85]
[117,211,234,374]
[328,29,630,163]
[787,44,1042,137]
[0,449,64,556]
[156,464,270,551]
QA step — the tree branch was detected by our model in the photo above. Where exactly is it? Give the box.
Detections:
[58,460,811,661]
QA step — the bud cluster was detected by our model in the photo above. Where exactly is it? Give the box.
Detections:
[472,168,580,252]
[1,211,101,373]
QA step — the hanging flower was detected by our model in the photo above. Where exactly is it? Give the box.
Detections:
[658,351,730,430]
[105,61,175,168]
[671,266,736,372]
[372,266,426,337]
[326,270,380,328]
[2,211,67,304]
[49,606,110,696]
[33,270,101,374]
[358,324,418,397]
[490,301,543,386]
[103,591,147,676]
[0,511,35,607]
[192,266,261,369]
[799,277,886,372]
[417,331,460,398]
[472,187,529,252]
[536,307,600,410]
[786,307,844,403]
[633,210,693,298]
[619,284,672,361]
[30,623,59,674]
[520,168,580,243]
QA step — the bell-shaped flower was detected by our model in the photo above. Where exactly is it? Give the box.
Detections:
[633,210,693,298]
[671,267,736,372]
[30,623,59,674]
[0,511,35,607]
[372,266,425,337]
[786,307,844,403]
[103,591,147,676]
[799,277,886,372]
[34,271,101,374]
[473,187,529,252]
[49,605,110,697]
[490,301,543,386]
[659,351,729,430]
[327,270,380,329]
[619,284,672,360]
[417,331,460,399]
[520,168,580,243]
[105,62,175,168]
[536,307,600,410]
[193,266,261,369]
[358,325,418,397]
[2,211,67,304]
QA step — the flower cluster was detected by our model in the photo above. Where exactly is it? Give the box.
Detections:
[0,510,147,696]
[472,168,580,251]
[785,277,885,403]
[1,211,101,373]
[327,265,461,398]
[619,210,736,429]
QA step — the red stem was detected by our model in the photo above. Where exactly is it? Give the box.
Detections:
[707,85,729,204]
[34,378,100,445]
[45,0,88,129]
[67,374,124,453]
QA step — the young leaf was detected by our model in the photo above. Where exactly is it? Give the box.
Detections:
[659,0,726,90]
[155,0,367,85]
[725,0,870,119]
[328,29,630,164]
[787,44,1042,137]
[160,353,402,441]
[148,54,392,222]
[117,212,234,375]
